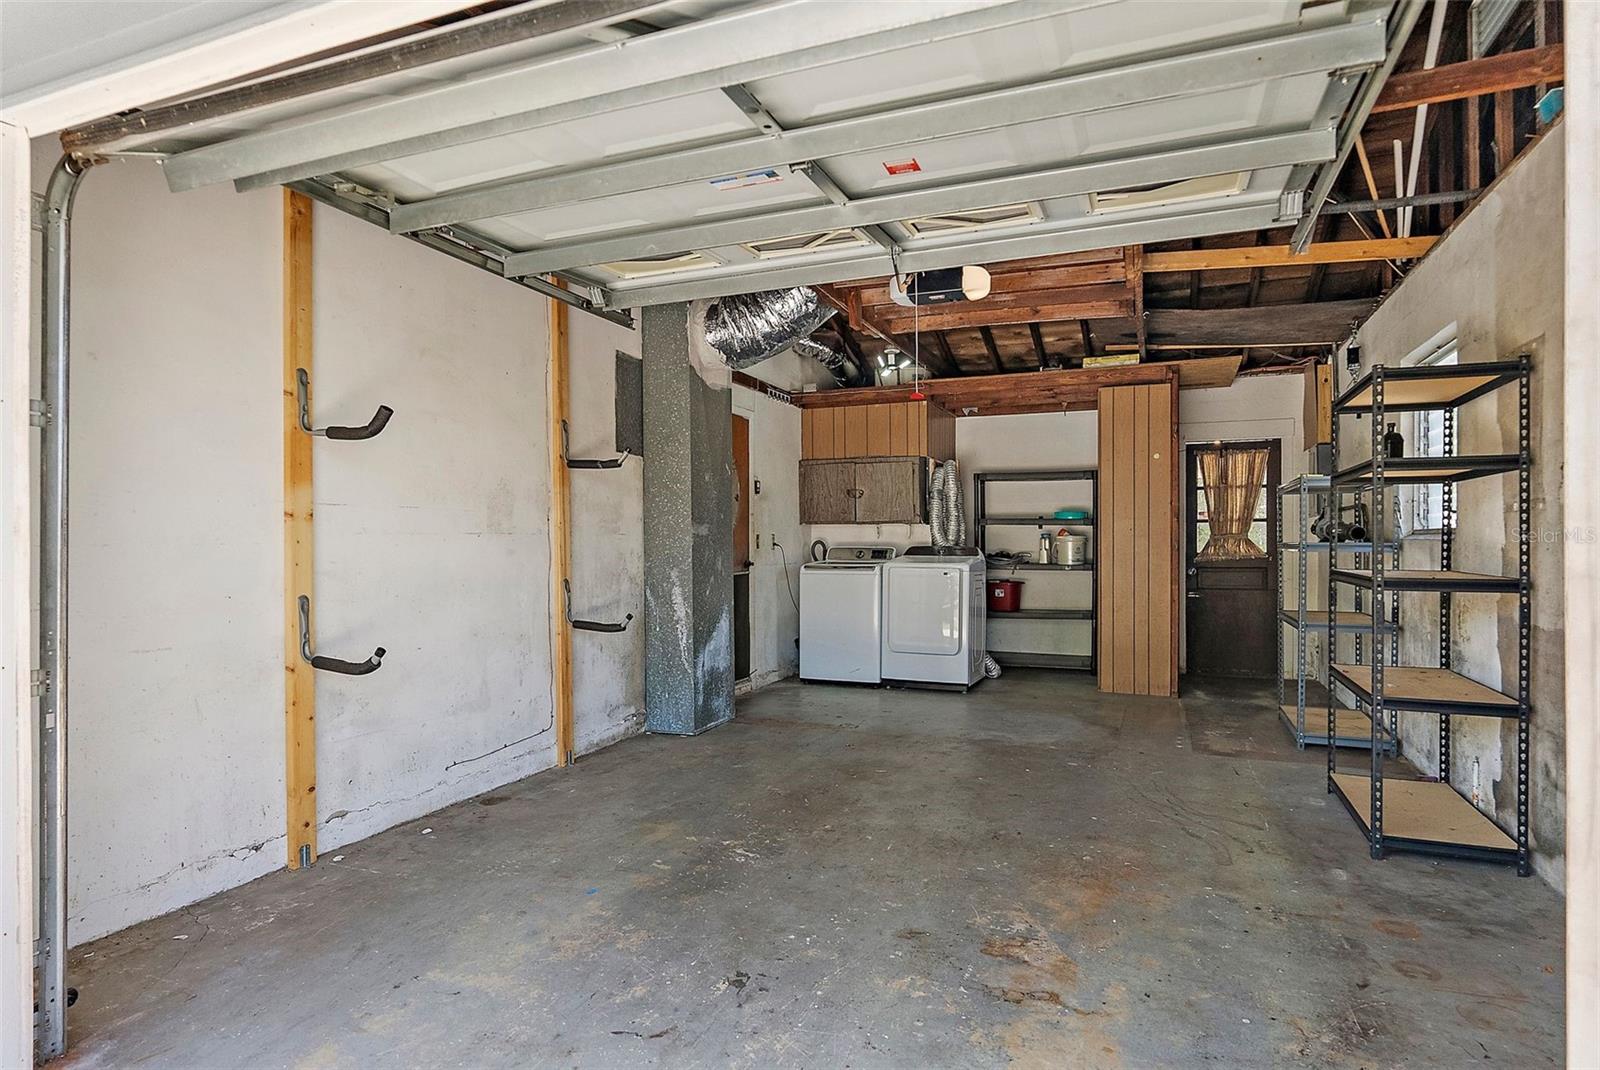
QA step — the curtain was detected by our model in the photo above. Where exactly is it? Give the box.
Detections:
[1197,446,1269,560]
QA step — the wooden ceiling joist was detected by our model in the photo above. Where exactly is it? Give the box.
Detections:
[876,292,1134,333]
[1372,44,1564,113]
[1094,300,1374,349]
[1143,236,1435,273]
[792,355,1240,417]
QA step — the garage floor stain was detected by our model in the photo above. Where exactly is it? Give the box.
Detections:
[58,671,1564,1067]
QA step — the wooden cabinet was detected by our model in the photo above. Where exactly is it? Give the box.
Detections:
[800,457,927,524]
[800,400,955,461]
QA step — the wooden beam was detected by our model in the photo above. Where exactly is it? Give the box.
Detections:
[876,293,1132,334]
[839,262,1126,307]
[1127,245,1146,362]
[1078,319,1095,361]
[1372,44,1564,113]
[978,326,1003,373]
[282,189,317,871]
[933,331,958,376]
[548,284,574,767]
[1143,236,1436,273]
[1493,89,1516,175]
[792,355,1241,416]
[1028,322,1048,368]
[1095,300,1375,348]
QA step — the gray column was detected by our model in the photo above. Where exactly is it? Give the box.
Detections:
[642,303,734,734]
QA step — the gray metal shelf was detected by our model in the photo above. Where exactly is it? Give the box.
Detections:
[1276,470,1398,754]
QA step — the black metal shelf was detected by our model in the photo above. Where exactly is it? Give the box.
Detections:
[1330,773,1519,864]
[1325,353,1532,875]
[976,467,1098,674]
[987,561,1094,572]
[1331,567,1519,593]
[981,515,1093,527]
[975,469,1097,484]
[1331,455,1520,485]
[1333,359,1523,414]
[1330,664,1520,718]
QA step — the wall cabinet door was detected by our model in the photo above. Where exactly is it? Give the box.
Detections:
[799,460,857,524]
[854,458,926,524]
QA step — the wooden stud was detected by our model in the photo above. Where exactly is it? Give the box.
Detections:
[548,283,575,767]
[1353,139,1393,239]
[1028,322,1048,368]
[1493,89,1516,176]
[283,189,317,870]
[1078,319,1095,362]
[1127,245,1147,362]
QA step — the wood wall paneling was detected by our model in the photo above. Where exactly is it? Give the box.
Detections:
[1097,378,1179,697]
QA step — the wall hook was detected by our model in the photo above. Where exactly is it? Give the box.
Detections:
[562,420,630,469]
[563,579,633,633]
[297,368,393,440]
[298,595,385,674]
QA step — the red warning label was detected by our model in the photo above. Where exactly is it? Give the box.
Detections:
[882,158,922,176]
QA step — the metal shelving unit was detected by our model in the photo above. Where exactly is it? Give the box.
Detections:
[1275,474,1399,752]
[1326,356,1531,875]
[975,469,1098,672]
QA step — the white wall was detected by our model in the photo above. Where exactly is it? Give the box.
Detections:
[1350,126,1568,888]
[566,313,646,756]
[32,147,650,942]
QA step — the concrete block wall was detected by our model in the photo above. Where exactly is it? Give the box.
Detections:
[1350,125,1568,888]
[30,147,659,942]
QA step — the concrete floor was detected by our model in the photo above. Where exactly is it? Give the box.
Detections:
[60,671,1563,1068]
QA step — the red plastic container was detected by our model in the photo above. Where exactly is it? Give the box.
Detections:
[987,579,1024,613]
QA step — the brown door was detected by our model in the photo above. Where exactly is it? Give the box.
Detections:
[1185,440,1279,678]
[732,414,751,568]
[799,460,857,524]
[853,458,925,524]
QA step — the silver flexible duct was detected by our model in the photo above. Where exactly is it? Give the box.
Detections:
[929,460,965,548]
[704,287,836,368]
[791,336,856,387]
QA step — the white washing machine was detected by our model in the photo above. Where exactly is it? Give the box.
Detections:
[880,547,987,690]
[799,546,896,684]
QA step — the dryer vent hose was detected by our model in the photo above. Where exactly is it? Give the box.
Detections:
[983,654,1002,679]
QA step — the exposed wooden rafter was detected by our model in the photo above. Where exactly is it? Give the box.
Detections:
[1372,44,1564,113]
[1143,236,1435,272]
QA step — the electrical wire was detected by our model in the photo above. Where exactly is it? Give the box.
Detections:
[771,539,801,612]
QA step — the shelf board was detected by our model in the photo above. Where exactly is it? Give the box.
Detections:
[1334,359,1522,414]
[1330,664,1520,717]
[990,650,1093,670]
[990,608,1093,620]
[1277,609,1394,632]
[1332,567,1519,593]
[1282,541,1398,554]
[1331,773,1517,853]
[1332,455,1520,486]
[985,562,1094,572]
[1278,705,1390,748]
[975,470,1097,484]
[981,515,1094,526]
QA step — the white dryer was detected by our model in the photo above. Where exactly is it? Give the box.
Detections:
[799,546,895,684]
[880,547,986,690]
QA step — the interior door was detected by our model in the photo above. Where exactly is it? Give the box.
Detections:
[1185,440,1279,678]
[732,413,751,568]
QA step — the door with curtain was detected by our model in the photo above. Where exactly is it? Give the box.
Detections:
[1185,440,1279,678]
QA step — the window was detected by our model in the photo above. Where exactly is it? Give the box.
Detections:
[1194,453,1271,558]
[1410,342,1459,532]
